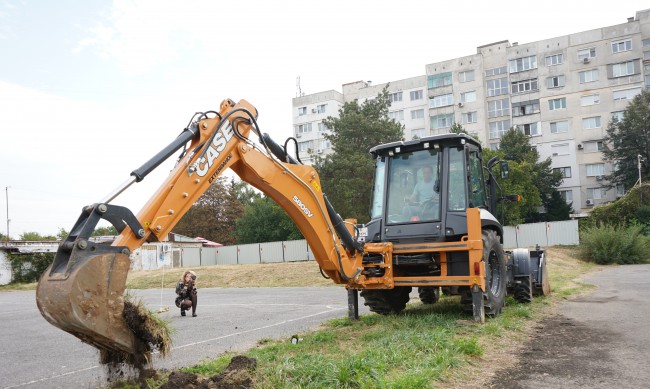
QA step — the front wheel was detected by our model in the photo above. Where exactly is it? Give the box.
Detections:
[462,230,507,317]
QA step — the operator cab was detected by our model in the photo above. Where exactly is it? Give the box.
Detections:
[365,133,494,244]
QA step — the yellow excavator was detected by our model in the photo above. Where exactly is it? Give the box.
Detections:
[36,99,550,356]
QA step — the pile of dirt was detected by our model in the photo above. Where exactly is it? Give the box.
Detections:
[159,355,257,389]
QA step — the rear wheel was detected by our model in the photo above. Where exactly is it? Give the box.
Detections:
[418,287,440,304]
[462,230,507,317]
[360,287,412,315]
[513,275,533,303]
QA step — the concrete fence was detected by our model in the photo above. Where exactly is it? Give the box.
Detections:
[129,219,580,270]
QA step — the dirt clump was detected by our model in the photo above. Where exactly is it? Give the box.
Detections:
[158,355,257,389]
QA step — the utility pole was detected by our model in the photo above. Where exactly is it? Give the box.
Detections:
[5,186,9,246]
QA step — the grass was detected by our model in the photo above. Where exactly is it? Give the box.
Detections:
[137,245,595,389]
[7,246,599,388]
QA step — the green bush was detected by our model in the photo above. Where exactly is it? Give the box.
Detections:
[578,224,650,264]
[7,253,54,283]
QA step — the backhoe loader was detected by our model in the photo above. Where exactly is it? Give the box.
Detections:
[36,98,550,356]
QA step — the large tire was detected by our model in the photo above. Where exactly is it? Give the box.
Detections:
[360,287,412,315]
[418,287,440,304]
[462,230,507,316]
[513,275,533,303]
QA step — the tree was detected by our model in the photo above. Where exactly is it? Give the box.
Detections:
[315,86,404,223]
[56,228,69,240]
[485,128,564,224]
[19,231,57,241]
[92,226,118,236]
[603,90,650,190]
[233,196,303,243]
[173,176,244,245]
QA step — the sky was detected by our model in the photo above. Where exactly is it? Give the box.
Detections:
[1,0,649,238]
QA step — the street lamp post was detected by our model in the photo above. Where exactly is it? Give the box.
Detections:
[5,186,9,246]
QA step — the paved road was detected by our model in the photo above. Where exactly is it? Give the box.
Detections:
[489,264,650,388]
[0,286,367,389]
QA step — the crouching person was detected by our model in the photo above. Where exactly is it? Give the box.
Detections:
[175,270,198,317]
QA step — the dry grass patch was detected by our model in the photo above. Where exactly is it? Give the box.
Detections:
[126,261,334,289]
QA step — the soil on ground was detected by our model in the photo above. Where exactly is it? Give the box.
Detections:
[158,355,256,389]
[485,314,616,389]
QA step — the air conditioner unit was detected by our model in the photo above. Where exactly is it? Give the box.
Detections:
[296,133,301,138]
[596,175,604,181]
[577,143,583,150]
[586,198,594,206]
[311,108,317,113]
[457,102,463,107]
[317,149,323,154]
[583,57,590,64]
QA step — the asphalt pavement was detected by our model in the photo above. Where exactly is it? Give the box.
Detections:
[0,286,367,389]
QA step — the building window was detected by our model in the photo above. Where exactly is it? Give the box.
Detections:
[410,90,423,100]
[582,116,601,129]
[410,109,424,119]
[488,120,511,139]
[298,107,307,116]
[586,163,605,176]
[460,91,477,103]
[388,92,403,103]
[579,69,599,83]
[512,100,540,117]
[317,104,327,113]
[296,123,312,134]
[644,38,650,47]
[462,111,478,124]
[459,70,475,82]
[431,114,454,129]
[517,122,541,136]
[411,128,426,139]
[587,187,607,200]
[551,143,569,156]
[611,39,632,53]
[428,72,453,89]
[547,75,566,89]
[509,55,537,73]
[388,110,404,121]
[577,47,596,60]
[486,77,509,96]
[488,98,510,118]
[318,122,328,132]
[553,167,572,178]
[548,97,566,110]
[550,120,569,134]
[584,141,604,152]
[559,190,573,203]
[581,94,600,106]
[511,78,538,94]
[545,53,564,66]
[298,140,313,152]
[611,60,637,78]
[485,66,507,77]
[319,139,331,150]
[611,111,625,122]
[613,87,642,101]
[429,93,454,108]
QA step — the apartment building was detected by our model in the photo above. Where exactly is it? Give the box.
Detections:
[292,9,650,213]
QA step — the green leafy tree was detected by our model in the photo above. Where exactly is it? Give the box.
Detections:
[0,232,8,241]
[92,226,118,236]
[234,180,262,205]
[315,85,404,223]
[603,90,650,190]
[174,176,244,245]
[484,128,564,224]
[56,228,69,240]
[233,196,303,243]
[19,231,57,241]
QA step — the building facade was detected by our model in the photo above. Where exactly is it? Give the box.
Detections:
[292,9,650,213]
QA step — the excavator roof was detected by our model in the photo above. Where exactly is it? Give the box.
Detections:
[369,133,481,157]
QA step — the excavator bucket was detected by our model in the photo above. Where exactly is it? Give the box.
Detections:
[36,250,136,354]
[36,204,144,354]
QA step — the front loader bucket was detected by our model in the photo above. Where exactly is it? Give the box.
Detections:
[36,248,137,354]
